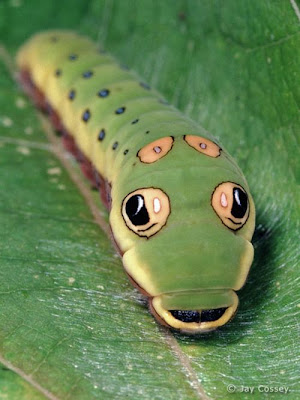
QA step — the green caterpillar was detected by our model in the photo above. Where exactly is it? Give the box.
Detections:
[17,30,255,334]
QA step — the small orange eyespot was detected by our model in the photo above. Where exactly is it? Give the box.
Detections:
[137,136,174,163]
[184,135,221,158]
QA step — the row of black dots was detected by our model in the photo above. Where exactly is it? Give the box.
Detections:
[59,66,152,155]
[55,65,93,80]
[67,68,104,102]
[111,107,124,152]
[54,52,81,77]
[66,78,152,109]
[97,129,128,155]
[68,85,155,113]
[57,67,94,79]
[50,38,155,157]
[48,42,126,153]
[96,103,127,154]
[96,118,149,154]
[73,96,150,156]
[51,43,128,153]
[68,86,110,102]
[113,106,129,153]
[49,36,106,56]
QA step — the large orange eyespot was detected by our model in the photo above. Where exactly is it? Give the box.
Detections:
[122,188,171,238]
[137,136,174,163]
[184,135,221,157]
[211,182,250,231]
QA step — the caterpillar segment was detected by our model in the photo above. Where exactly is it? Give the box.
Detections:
[17,31,255,334]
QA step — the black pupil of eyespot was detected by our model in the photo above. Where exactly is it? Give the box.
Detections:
[231,187,248,219]
[125,195,149,226]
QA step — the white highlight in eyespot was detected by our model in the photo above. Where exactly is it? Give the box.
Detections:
[153,197,161,213]
[200,142,207,149]
[135,195,144,216]
[153,146,162,153]
[221,192,228,207]
[234,189,241,206]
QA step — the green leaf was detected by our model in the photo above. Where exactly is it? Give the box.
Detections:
[0,361,46,400]
[0,1,299,399]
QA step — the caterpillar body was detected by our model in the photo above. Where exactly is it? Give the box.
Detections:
[17,31,255,334]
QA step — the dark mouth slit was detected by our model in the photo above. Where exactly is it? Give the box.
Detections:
[170,308,227,323]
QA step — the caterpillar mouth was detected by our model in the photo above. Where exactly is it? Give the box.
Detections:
[150,295,238,334]
[170,308,227,323]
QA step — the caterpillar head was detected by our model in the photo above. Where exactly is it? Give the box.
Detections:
[111,135,255,333]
